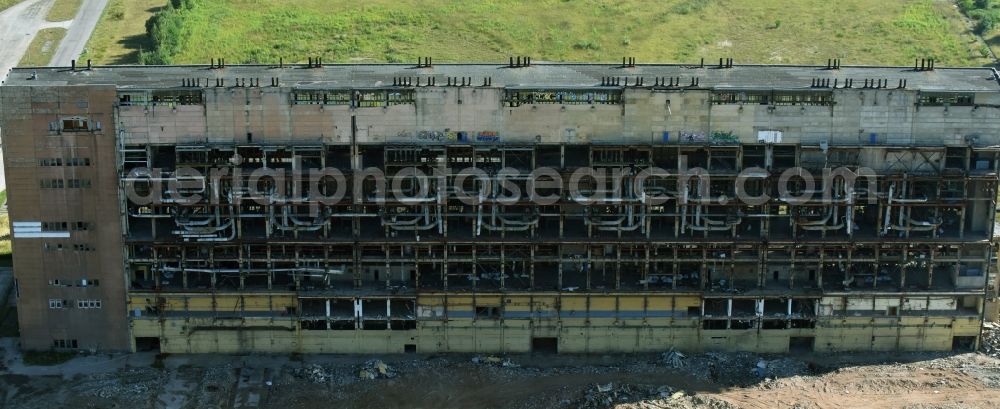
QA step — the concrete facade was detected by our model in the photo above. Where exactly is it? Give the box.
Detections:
[1,61,998,353]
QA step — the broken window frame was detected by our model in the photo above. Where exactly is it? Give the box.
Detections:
[292,90,352,105]
[290,89,414,107]
[711,90,834,106]
[118,91,150,106]
[61,117,90,132]
[503,88,623,107]
[918,92,974,107]
[151,89,204,106]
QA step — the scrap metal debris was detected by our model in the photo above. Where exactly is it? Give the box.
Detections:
[471,355,519,367]
[982,322,1000,358]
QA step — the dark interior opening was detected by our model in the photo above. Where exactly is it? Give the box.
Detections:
[532,337,558,353]
[952,336,976,352]
[789,336,814,352]
[135,337,161,352]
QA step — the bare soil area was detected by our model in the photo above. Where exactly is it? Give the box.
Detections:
[1,346,999,409]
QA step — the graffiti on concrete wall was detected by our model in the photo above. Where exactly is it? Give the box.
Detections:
[679,130,706,143]
[476,131,500,142]
[710,130,739,144]
[416,130,445,141]
[399,130,492,142]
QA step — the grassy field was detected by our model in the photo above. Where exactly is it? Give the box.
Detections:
[46,0,82,22]
[1,190,10,267]
[19,28,67,66]
[0,0,24,13]
[81,0,166,64]
[95,0,993,66]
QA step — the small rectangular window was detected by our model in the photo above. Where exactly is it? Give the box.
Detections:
[42,179,65,189]
[48,299,66,309]
[76,300,102,309]
[42,222,69,231]
[72,244,95,252]
[66,179,92,189]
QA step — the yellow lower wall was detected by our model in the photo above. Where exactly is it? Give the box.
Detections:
[129,292,982,354]
[132,316,980,354]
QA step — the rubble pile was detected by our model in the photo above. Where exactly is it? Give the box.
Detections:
[574,383,738,409]
[678,352,810,385]
[756,357,811,379]
[982,322,1000,358]
[358,359,396,380]
[577,383,676,409]
[77,368,161,402]
[292,364,336,384]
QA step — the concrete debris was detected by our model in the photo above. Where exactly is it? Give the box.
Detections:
[577,383,670,408]
[292,364,335,384]
[471,355,519,367]
[575,383,737,409]
[675,352,810,385]
[982,322,1000,358]
[76,368,162,403]
[358,359,396,380]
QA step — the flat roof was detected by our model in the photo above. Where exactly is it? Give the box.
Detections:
[4,63,1000,92]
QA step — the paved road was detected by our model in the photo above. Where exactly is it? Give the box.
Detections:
[0,0,109,192]
[0,0,56,83]
[50,0,110,67]
[0,0,56,194]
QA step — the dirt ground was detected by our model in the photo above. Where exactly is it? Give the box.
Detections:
[1,341,999,409]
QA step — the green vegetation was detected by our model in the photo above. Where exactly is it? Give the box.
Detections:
[957,0,1000,34]
[0,190,10,267]
[19,28,67,66]
[110,0,990,66]
[0,0,25,13]
[23,350,76,366]
[957,0,1000,58]
[81,0,167,64]
[46,0,82,22]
